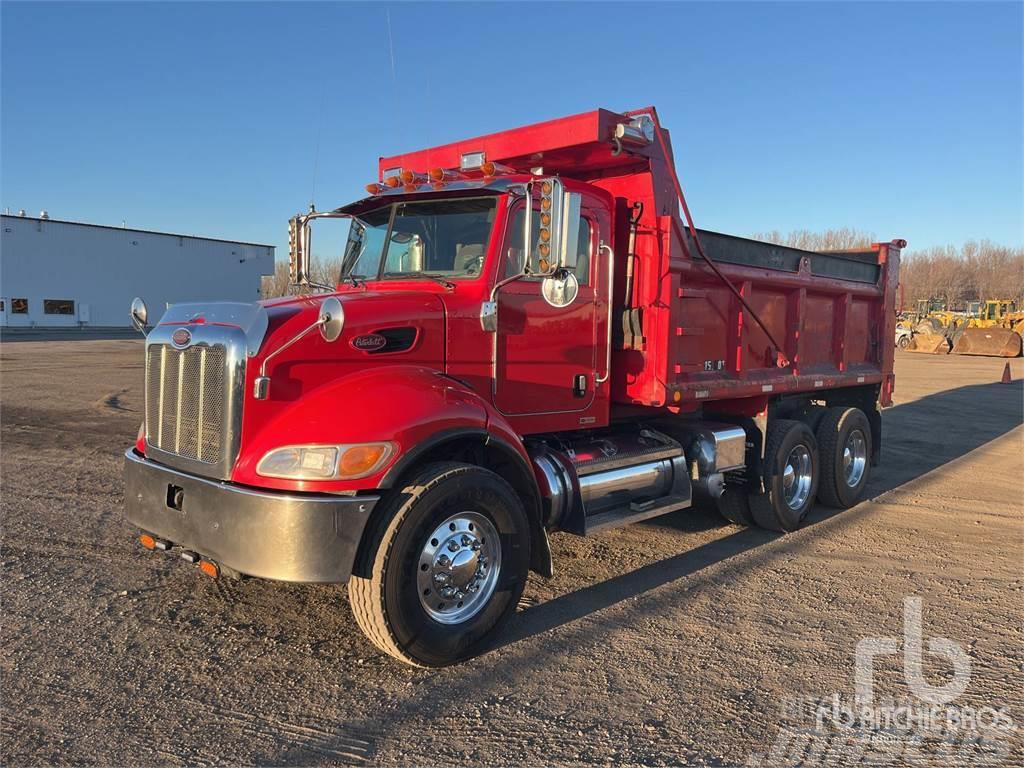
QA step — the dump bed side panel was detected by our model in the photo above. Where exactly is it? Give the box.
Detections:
[612,217,900,409]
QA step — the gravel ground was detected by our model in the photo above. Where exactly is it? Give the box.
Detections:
[2,342,1022,766]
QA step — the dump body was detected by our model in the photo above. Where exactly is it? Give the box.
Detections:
[644,228,900,409]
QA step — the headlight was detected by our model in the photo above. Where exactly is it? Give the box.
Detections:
[256,442,396,480]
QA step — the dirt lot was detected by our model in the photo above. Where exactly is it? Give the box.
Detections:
[2,342,1022,766]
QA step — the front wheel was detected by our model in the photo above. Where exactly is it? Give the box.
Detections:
[348,462,530,667]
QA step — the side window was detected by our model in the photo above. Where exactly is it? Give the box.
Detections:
[44,299,75,315]
[504,206,538,278]
[575,217,592,286]
[12,298,28,314]
[504,205,593,286]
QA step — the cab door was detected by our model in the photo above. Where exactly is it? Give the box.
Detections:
[493,198,609,424]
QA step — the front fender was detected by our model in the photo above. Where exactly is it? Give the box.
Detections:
[233,366,553,578]
[232,365,489,493]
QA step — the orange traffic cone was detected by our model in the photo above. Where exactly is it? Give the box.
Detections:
[1001,362,1012,384]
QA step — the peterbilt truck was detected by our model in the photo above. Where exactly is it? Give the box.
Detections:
[124,107,902,667]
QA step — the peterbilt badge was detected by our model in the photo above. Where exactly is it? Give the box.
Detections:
[351,333,388,352]
[171,328,192,347]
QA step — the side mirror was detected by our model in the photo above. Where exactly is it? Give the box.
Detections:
[129,297,148,334]
[523,178,582,276]
[288,214,310,286]
[541,271,580,308]
[319,297,345,342]
[255,296,346,400]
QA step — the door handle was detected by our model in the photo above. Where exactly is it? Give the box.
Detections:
[573,374,588,398]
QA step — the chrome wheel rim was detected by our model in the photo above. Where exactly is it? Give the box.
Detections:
[782,445,813,511]
[417,512,501,625]
[843,429,867,488]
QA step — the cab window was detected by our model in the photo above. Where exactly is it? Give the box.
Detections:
[504,206,592,285]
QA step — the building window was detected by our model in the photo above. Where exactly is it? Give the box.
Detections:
[11,298,28,314]
[44,299,75,315]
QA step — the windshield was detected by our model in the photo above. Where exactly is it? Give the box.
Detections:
[340,197,497,282]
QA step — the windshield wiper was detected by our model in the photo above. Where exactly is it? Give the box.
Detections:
[342,273,365,288]
[382,272,455,288]
[420,273,456,289]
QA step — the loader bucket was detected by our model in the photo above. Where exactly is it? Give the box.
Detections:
[951,328,1023,357]
[906,334,950,354]
[913,319,943,336]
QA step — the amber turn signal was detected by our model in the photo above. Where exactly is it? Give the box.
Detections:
[339,444,389,477]
[480,161,496,177]
[384,176,401,188]
[139,534,156,550]
[199,560,220,579]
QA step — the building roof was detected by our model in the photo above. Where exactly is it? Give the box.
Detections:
[1,214,275,249]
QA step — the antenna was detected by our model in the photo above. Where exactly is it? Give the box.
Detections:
[385,7,401,146]
[309,91,326,209]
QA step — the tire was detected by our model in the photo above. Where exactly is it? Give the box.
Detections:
[815,407,872,508]
[716,486,755,526]
[897,334,910,350]
[749,420,820,532]
[348,462,531,667]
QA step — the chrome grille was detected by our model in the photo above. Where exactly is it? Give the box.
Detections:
[146,343,227,464]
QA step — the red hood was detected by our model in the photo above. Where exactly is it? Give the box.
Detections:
[253,289,446,382]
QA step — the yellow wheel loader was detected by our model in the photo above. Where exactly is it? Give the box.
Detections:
[951,300,1024,357]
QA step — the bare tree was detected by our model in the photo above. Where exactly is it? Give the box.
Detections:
[750,228,878,251]
[262,261,292,299]
[752,229,1024,310]
[261,257,343,299]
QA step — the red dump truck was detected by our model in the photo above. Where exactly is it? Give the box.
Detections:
[124,107,902,666]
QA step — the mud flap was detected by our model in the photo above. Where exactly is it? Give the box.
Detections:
[951,328,1023,358]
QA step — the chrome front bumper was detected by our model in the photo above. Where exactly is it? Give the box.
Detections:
[123,449,378,583]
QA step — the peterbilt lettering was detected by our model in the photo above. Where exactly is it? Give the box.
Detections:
[123,106,901,666]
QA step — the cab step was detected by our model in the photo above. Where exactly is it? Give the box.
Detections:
[584,494,691,535]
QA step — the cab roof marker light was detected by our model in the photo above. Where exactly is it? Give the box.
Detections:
[429,167,464,182]
[400,170,428,185]
[384,176,402,188]
[365,183,385,195]
[480,161,515,177]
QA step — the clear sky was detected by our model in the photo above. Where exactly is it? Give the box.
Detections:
[2,1,1021,259]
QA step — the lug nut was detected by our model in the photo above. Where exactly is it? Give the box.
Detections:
[447,540,460,552]
[461,535,472,546]
[437,555,450,567]
[433,572,449,584]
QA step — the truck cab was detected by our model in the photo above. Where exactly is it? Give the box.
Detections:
[124,107,902,666]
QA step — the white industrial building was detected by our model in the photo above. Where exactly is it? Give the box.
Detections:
[0,214,274,329]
